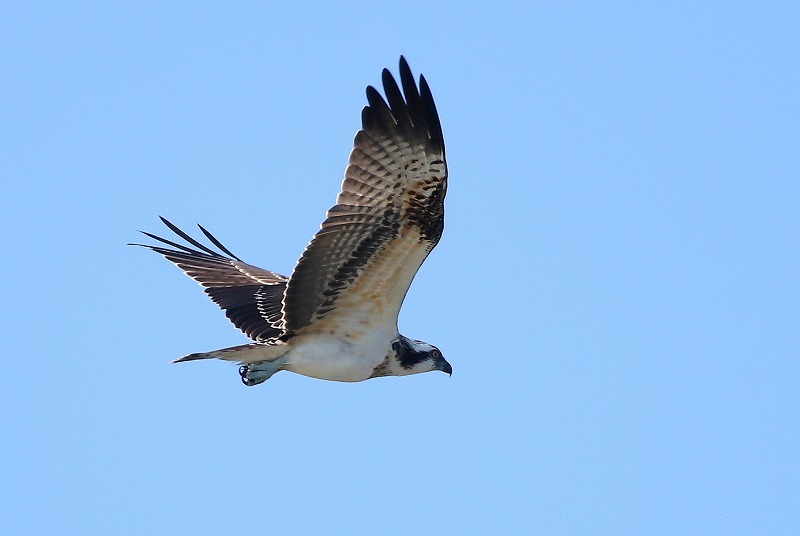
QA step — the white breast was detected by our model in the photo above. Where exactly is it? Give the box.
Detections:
[283,328,394,382]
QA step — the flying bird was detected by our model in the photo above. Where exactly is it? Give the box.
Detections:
[133,57,451,386]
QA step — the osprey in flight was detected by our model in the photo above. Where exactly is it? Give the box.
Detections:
[134,57,451,386]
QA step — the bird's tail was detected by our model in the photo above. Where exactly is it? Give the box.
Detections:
[172,342,286,364]
[173,351,221,363]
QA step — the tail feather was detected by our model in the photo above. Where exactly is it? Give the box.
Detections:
[173,352,216,363]
[171,342,287,365]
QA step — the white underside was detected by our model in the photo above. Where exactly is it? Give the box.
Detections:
[283,335,388,382]
[227,328,397,382]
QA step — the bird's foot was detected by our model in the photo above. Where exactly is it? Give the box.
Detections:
[239,356,287,386]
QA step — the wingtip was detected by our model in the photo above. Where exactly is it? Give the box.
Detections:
[398,56,413,82]
[365,84,382,104]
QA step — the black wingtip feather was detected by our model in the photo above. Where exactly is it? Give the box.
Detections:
[365,85,395,129]
[419,74,444,153]
[136,230,204,256]
[398,58,424,126]
[381,67,413,128]
[360,57,444,155]
[360,106,374,131]
[197,224,242,261]
[399,55,411,78]
[158,217,221,257]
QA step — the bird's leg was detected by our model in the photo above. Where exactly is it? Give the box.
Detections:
[239,355,288,386]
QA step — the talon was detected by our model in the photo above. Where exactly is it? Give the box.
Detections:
[239,365,251,386]
[237,357,286,387]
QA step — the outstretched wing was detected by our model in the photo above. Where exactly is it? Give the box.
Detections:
[283,57,447,334]
[133,217,288,342]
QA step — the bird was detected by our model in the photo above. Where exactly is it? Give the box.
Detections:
[133,57,451,386]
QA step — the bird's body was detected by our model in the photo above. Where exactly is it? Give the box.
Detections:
[134,57,450,385]
[183,318,410,382]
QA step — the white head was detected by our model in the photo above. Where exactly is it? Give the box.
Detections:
[389,336,451,376]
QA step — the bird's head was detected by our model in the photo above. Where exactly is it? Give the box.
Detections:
[392,336,452,376]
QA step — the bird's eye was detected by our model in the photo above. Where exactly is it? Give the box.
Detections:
[431,349,441,358]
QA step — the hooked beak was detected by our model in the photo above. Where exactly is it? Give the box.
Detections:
[437,359,453,376]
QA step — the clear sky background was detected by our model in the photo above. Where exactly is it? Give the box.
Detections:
[2,2,798,534]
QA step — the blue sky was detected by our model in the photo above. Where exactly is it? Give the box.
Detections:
[2,1,798,534]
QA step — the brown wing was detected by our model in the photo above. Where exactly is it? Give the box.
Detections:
[282,57,447,334]
[133,217,288,342]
